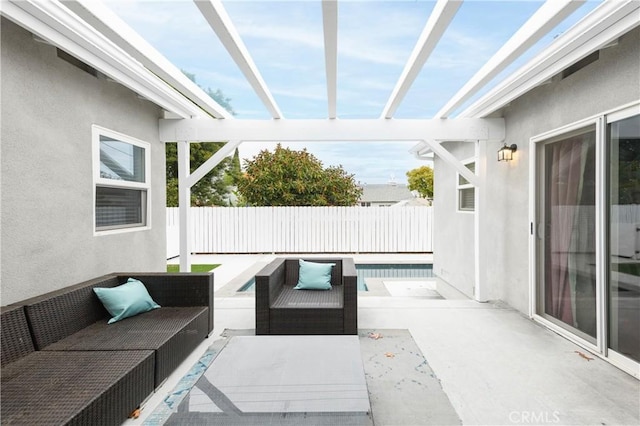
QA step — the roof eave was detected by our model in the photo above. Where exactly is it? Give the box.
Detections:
[2,0,212,119]
[62,0,233,119]
[459,0,640,119]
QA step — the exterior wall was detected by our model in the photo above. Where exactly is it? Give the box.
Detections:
[433,141,476,298]
[494,26,640,314]
[1,18,166,304]
[433,26,640,313]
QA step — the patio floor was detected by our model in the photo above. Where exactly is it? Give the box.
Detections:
[127,255,639,426]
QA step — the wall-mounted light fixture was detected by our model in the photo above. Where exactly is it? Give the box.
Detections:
[497,143,517,162]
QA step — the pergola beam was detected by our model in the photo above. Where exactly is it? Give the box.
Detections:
[62,0,233,119]
[411,140,478,186]
[381,0,462,119]
[322,0,338,119]
[194,0,283,119]
[177,140,241,272]
[186,140,242,188]
[435,0,584,119]
[160,118,505,143]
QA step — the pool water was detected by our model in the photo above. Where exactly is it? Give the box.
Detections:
[356,263,433,291]
[238,263,433,292]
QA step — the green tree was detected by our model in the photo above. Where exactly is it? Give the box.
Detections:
[406,165,434,199]
[166,72,237,206]
[228,147,242,186]
[182,71,236,116]
[165,142,231,207]
[617,138,640,204]
[237,144,362,206]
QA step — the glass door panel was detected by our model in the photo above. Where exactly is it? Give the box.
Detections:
[540,127,597,340]
[608,114,640,363]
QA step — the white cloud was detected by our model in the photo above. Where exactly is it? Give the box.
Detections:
[189,69,252,91]
[237,24,324,51]
[272,85,326,102]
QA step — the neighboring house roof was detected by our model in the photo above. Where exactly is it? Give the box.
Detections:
[359,184,415,204]
[391,198,431,207]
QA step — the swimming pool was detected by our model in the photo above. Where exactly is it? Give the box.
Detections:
[238,263,433,292]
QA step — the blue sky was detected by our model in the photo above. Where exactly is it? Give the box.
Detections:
[104,0,600,185]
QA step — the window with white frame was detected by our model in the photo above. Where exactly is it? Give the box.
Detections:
[457,159,475,212]
[93,126,150,232]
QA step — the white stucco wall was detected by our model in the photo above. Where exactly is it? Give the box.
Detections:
[1,18,167,304]
[433,141,476,298]
[433,26,640,314]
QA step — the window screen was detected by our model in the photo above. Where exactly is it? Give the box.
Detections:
[93,126,150,233]
[95,187,146,229]
[459,187,475,211]
[457,160,476,212]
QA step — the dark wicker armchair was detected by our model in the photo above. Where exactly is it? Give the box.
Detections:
[255,257,357,335]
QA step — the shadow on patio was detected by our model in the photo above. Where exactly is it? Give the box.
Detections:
[125,255,639,426]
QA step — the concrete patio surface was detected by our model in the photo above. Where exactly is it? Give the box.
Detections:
[131,255,639,425]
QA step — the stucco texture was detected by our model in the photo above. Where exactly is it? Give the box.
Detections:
[433,141,476,298]
[1,18,166,304]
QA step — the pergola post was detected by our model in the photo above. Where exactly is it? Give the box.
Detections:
[413,139,491,302]
[176,140,242,272]
[177,140,192,272]
[474,140,489,302]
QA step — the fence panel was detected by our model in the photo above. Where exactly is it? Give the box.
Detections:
[166,206,433,255]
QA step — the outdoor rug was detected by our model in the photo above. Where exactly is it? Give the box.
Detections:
[144,329,461,425]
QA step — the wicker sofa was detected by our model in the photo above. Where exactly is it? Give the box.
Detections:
[255,258,357,335]
[1,272,213,426]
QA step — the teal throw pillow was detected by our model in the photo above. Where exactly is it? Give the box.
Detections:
[93,278,160,324]
[294,259,335,290]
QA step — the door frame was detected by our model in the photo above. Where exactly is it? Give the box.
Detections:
[529,101,640,378]
[603,103,640,377]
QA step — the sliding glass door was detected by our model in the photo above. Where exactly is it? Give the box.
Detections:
[538,126,597,341]
[608,113,640,363]
[534,106,640,374]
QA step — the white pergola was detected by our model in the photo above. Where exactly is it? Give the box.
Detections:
[4,0,638,301]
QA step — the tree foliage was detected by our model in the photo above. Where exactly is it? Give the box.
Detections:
[165,142,231,207]
[406,165,434,199]
[617,138,640,204]
[229,147,242,186]
[237,144,362,206]
[182,71,236,116]
[166,71,237,207]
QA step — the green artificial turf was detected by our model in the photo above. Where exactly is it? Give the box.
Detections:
[166,264,219,273]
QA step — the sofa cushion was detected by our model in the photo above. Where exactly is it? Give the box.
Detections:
[43,307,205,350]
[1,350,154,425]
[93,278,160,324]
[43,307,209,388]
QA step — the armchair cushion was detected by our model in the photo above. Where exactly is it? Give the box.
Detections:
[294,259,335,290]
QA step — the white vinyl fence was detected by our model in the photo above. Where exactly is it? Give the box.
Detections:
[549,205,640,258]
[167,206,433,257]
